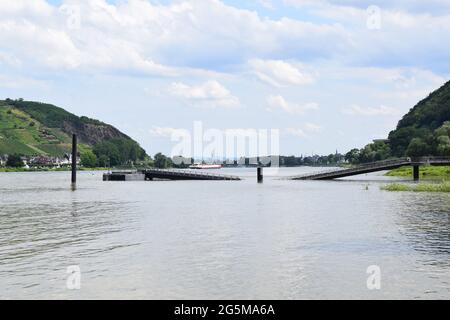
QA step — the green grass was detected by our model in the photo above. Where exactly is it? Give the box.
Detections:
[37,144,72,156]
[0,167,31,172]
[385,166,450,178]
[0,138,38,155]
[381,181,450,192]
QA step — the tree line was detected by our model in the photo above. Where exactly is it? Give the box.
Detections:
[345,122,450,164]
[81,137,147,167]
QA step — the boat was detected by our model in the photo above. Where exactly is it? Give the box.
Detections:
[189,163,222,170]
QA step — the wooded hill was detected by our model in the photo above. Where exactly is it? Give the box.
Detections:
[0,99,147,166]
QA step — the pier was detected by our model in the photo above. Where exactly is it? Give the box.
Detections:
[104,168,241,181]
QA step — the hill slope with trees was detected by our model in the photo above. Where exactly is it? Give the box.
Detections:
[0,99,147,166]
[345,80,450,164]
[388,80,450,157]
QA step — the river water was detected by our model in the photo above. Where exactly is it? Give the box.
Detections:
[0,168,449,299]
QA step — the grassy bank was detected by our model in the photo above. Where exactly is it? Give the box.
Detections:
[381,181,450,193]
[385,166,450,178]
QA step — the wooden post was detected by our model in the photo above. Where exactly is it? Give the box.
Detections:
[71,134,77,185]
[257,167,263,183]
[413,165,420,181]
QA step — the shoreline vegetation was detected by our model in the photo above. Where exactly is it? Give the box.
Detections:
[381,181,450,193]
[383,166,450,193]
[385,166,450,178]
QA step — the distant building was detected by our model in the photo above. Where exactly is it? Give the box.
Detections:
[24,154,79,168]
[0,155,7,166]
[373,139,390,144]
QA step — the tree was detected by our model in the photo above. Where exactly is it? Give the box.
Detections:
[435,121,450,137]
[93,138,146,166]
[406,138,431,157]
[97,155,110,167]
[434,122,450,156]
[6,154,24,168]
[154,153,172,168]
[80,150,98,168]
[349,141,392,164]
[359,144,377,163]
[93,141,121,166]
[371,141,391,161]
[436,136,450,156]
[345,148,360,164]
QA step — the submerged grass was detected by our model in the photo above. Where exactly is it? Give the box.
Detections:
[381,181,450,193]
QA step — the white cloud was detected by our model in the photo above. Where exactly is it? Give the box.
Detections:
[326,66,445,87]
[284,128,307,138]
[284,0,450,73]
[249,59,315,87]
[149,126,186,138]
[341,105,400,116]
[0,51,22,68]
[284,0,450,16]
[256,0,275,10]
[0,0,349,77]
[169,80,240,108]
[267,95,318,115]
[304,122,322,133]
[0,20,81,70]
[0,0,54,17]
[284,123,322,138]
[0,0,449,80]
[0,74,48,89]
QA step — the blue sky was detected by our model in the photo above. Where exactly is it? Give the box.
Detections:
[1,0,449,157]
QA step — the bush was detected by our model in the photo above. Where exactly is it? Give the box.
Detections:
[80,150,98,168]
[6,154,24,168]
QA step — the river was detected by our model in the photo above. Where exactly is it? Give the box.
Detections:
[0,168,449,299]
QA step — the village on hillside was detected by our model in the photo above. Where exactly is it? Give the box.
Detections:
[0,154,80,170]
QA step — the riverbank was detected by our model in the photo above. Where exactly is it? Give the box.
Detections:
[382,181,450,193]
[385,166,450,178]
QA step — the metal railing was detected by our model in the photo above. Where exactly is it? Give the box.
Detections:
[288,156,450,180]
[287,157,411,180]
[410,156,450,164]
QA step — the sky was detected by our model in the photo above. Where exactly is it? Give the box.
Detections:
[1,0,449,157]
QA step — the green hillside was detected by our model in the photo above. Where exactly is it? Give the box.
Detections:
[0,99,147,165]
[344,81,450,164]
[388,80,450,156]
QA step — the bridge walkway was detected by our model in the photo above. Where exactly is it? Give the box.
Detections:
[288,157,450,180]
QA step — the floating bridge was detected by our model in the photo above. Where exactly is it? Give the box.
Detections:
[288,157,450,181]
[104,168,241,181]
[142,168,241,181]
